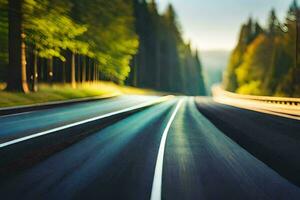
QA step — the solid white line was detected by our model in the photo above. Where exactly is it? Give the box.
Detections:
[150,99,183,200]
[0,94,121,118]
[0,96,172,149]
[0,111,34,119]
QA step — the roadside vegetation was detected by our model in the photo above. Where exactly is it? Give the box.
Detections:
[0,0,206,104]
[224,0,300,97]
[0,81,162,107]
[129,0,206,95]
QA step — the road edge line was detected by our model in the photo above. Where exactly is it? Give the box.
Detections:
[0,96,173,149]
[0,93,121,117]
[150,98,183,200]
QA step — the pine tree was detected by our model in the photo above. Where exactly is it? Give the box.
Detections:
[129,0,206,95]
[225,2,300,97]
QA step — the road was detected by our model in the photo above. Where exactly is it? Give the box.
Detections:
[0,95,158,144]
[0,96,299,200]
[196,97,300,187]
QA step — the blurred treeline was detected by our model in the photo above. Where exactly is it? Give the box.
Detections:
[0,0,139,92]
[127,0,206,95]
[224,0,300,97]
[0,0,206,95]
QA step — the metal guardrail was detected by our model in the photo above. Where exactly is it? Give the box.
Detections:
[212,85,300,119]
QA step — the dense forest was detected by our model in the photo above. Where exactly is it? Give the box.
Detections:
[127,0,206,95]
[224,0,300,97]
[0,0,206,96]
[0,0,139,92]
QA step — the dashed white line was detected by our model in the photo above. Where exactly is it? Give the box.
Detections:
[150,98,184,200]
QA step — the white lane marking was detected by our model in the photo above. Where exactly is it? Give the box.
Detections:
[150,99,183,200]
[0,93,121,118]
[0,111,34,119]
[0,96,173,149]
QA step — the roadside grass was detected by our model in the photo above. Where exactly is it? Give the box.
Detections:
[0,82,162,108]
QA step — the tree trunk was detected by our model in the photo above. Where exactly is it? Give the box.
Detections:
[76,54,81,82]
[95,63,99,82]
[86,57,90,82]
[81,56,86,82]
[132,56,137,87]
[297,10,300,68]
[88,58,92,82]
[21,35,29,92]
[40,58,44,81]
[93,62,96,82]
[32,49,38,92]
[7,0,29,93]
[156,43,161,89]
[62,61,66,84]
[47,58,53,84]
[71,52,76,88]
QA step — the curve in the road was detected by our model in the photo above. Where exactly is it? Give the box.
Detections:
[0,97,299,200]
[196,97,300,187]
[0,98,179,200]
[0,95,160,144]
[162,98,300,200]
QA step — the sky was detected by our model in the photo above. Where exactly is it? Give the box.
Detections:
[156,0,294,51]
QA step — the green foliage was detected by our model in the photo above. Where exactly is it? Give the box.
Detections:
[235,35,273,88]
[72,0,138,83]
[236,80,262,95]
[224,18,261,92]
[23,0,89,60]
[2,0,203,91]
[2,0,138,85]
[224,1,299,97]
[128,0,206,95]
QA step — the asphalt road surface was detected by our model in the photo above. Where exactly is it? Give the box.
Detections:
[0,95,158,144]
[196,97,300,187]
[0,96,299,200]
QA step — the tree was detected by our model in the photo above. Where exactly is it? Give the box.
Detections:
[224,2,300,97]
[0,0,8,82]
[276,0,299,96]
[72,0,138,84]
[2,0,206,95]
[25,0,89,89]
[128,0,206,95]
[194,50,206,95]
[6,0,29,93]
